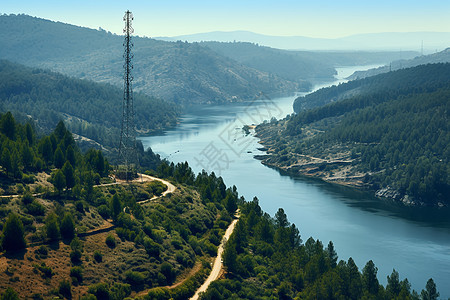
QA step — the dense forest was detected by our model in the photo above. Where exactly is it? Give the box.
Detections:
[0,60,179,149]
[257,63,450,205]
[200,200,439,299]
[0,14,300,104]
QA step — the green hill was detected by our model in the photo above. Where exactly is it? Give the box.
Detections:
[0,14,299,104]
[257,63,450,205]
[0,60,179,149]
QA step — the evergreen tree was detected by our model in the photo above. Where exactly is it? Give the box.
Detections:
[52,169,66,195]
[421,278,439,300]
[362,260,379,295]
[1,213,26,251]
[40,136,53,164]
[62,161,75,190]
[327,241,338,268]
[60,213,75,240]
[1,112,16,140]
[21,142,34,170]
[65,145,76,167]
[54,146,65,169]
[386,269,401,297]
[111,194,122,220]
[1,148,12,176]
[45,213,60,241]
[275,208,289,228]
[25,122,34,145]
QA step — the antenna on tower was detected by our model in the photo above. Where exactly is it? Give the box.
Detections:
[117,10,138,181]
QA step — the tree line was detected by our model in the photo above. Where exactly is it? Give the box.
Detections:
[200,199,440,299]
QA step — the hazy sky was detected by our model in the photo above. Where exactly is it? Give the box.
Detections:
[2,0,450,38]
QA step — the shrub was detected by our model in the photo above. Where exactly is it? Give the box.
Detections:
[70,250,82,264]
[93,250,103,263]
[106,234,116,248]
[58,280,72,299]
[27,200,45,216]
[70,266,83,282]
[124,271,145,287]
[34,262,53,278]
[75,201,84,213]
[97,205,110,219]
[21,191,34,205]
[35,245,48,258]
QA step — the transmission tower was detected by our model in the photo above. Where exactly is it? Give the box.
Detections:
[118,10,137,181]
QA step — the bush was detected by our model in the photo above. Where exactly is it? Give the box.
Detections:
[70,250,82,264]
[70,266,83,282]
[35,245,48,258]
[97,205,110,219]
[124,271,145,287]
[21,191,34,205]
[75,201,84,213]
[34,262,53,278]
[106,234,116,248]
[0,287,19,300]
[93,250,103,263]
[27,200,46,216]
[59,280,72,299]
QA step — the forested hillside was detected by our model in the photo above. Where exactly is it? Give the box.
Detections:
[347,48,450,80]
[203,41,416,84]
[0,14,299,104]
[0,60,179,149]
[0,114,440,298]
[293,62,450,112]
[199,198,438,299]
[257,63,450,205]
[0,114,239,299]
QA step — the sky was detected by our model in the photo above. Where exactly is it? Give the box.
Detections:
[2,0,450,38]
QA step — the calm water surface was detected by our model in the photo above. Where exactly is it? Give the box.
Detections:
[140,66,450,296]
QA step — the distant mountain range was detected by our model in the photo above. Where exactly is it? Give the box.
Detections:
[0,14,300,104]
[157,31,450,53]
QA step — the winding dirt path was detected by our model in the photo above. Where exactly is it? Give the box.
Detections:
[190,210,240,300]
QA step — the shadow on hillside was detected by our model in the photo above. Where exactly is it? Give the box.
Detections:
[4,248,26,260]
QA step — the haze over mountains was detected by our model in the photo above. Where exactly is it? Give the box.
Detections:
[156,30,450,53]
[0,14,299,104]
[0,14,423,105]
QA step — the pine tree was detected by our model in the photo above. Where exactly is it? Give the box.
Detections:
[54,146,65,169]
[1,213,26,251]
[52,169,66,195]
[45,213,60,241]
[60,213,75,240]
[362,260,379,295]
[421,278,439,300]
[327,241,338,268]
[62,161,75,190]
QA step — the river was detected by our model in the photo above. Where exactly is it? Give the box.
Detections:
[140,65,450,297]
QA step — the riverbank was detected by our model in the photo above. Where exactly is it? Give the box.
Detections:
[254,123,430,207]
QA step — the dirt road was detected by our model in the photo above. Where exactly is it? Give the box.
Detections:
[191,211,240,300]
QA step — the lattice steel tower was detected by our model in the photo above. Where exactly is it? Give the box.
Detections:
[118,10,137,180]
